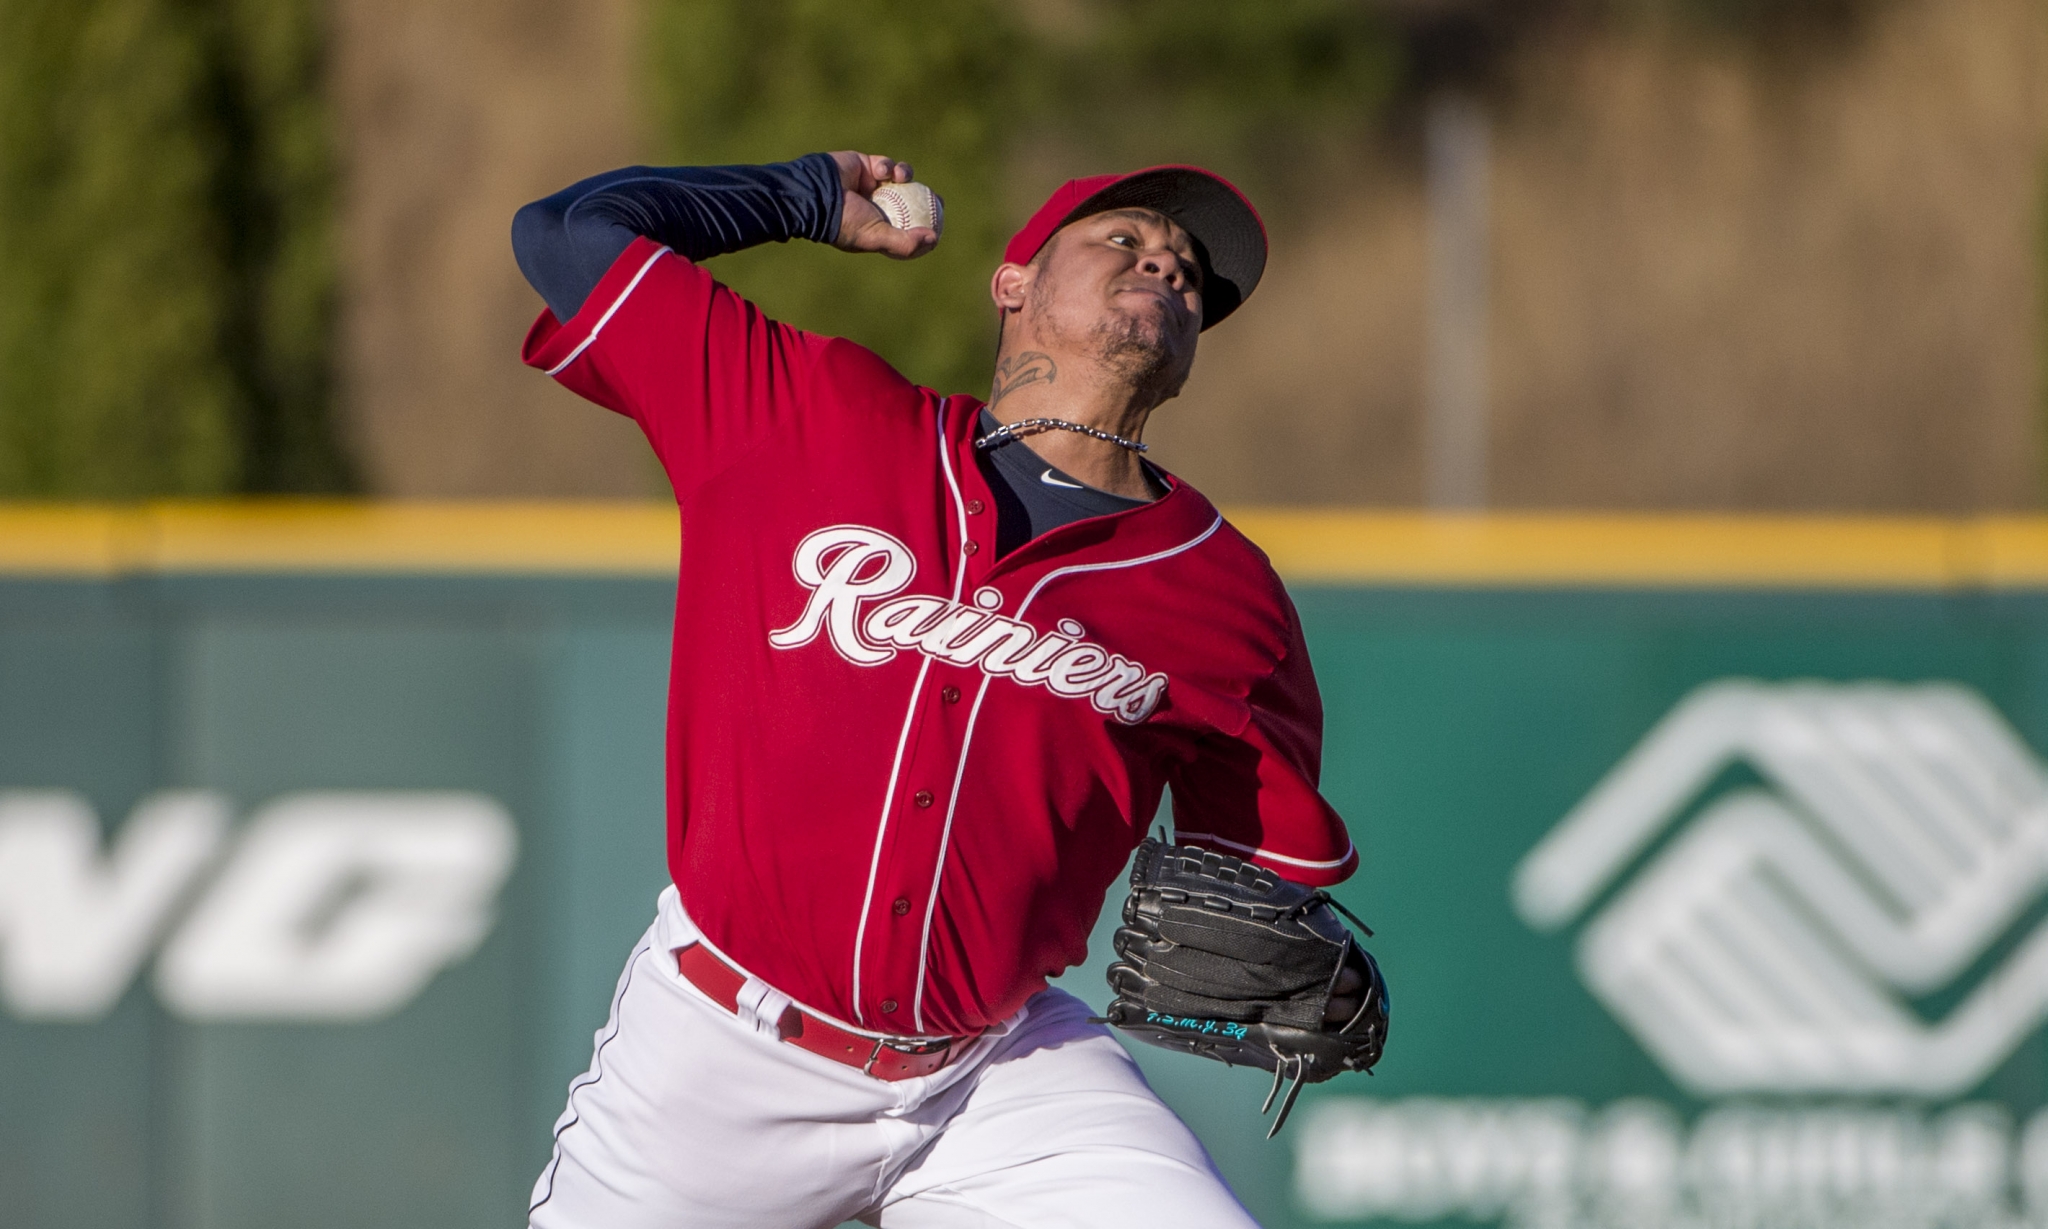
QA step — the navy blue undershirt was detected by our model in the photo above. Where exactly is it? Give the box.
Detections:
[512,156,1151,557]
[512,154,846,323]
[975,411,1148,556]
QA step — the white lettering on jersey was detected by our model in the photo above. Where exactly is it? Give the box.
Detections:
[771,525,1169,724]
[768,525,917,665]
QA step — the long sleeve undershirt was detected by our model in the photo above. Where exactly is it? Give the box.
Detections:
[512,154,844,324]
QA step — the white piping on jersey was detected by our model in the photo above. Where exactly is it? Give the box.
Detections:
[848,652,934,1025]
[909,507,1225,1033]
[1172,830,1357,872]
[1015,514,1224,618]
[936,399,972,603]
[543,245,670,377]
[850,404,973,1027]
[911,672,993,1032]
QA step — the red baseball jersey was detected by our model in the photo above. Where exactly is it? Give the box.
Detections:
[523,236,1357,1037]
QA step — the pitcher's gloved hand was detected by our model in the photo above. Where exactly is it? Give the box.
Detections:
[1102,838,1389,1137]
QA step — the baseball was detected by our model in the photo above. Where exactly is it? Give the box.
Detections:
[870,181,943,235]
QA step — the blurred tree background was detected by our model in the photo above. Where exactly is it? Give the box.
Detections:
[0,0,1948,495]
[0,0,346,497]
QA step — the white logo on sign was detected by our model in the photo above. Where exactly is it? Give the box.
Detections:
[1294,1096,2040,1228]
[0,790,517,1022]
[0,791,226,1018]
[1513,680,2048,1097]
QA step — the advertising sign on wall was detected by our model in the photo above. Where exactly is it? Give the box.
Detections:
[1291,676,2048,1229]
[9,507,2048,1229]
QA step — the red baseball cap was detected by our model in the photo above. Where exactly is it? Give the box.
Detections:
[1003,166,1267,330]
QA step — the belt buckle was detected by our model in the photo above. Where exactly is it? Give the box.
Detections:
[861,1035,957,1077]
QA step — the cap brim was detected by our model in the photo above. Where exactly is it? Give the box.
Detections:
[1058,168,1267,329]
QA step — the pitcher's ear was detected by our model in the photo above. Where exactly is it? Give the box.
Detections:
[990,262,1033,315]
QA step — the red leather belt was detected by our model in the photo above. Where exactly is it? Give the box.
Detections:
[675,942,981,1082]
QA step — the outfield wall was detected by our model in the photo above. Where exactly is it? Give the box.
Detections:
[7,504,2048,1229]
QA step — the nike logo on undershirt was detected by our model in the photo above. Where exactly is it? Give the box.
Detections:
[1040,468,1085,490]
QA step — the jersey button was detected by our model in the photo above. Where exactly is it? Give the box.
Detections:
[962,540,980,556]
[881,998,899,1014]
[966,499,985,515]
[913,790,934,807]
[893,897,911,915]
[941,686,960,704]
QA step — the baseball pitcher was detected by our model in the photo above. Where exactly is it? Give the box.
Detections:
[511,150,1387,1228]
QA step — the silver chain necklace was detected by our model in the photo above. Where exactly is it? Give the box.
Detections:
[975,417,1149,454]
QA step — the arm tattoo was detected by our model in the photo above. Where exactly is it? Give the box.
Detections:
[990,352,1056,409]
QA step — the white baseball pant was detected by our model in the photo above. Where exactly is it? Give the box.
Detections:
[528,886,1260,1229]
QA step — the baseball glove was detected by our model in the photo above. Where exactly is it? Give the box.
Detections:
[1102,838,1388,1136]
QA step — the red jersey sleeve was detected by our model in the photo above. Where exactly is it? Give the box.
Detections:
[1168,607,1359,888]
[520,237,837,498]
